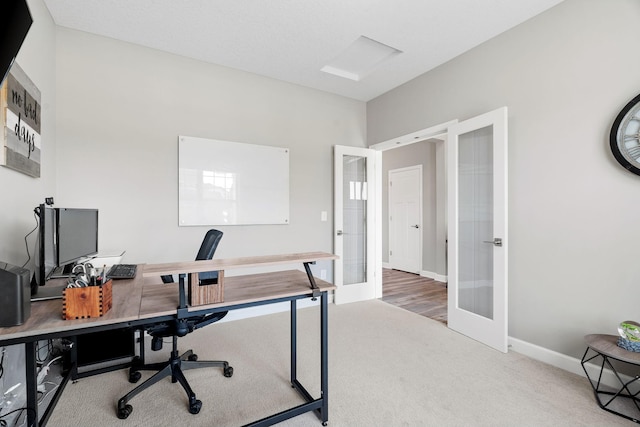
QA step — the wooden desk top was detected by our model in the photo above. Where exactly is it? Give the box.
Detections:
[142,252,338,277]
[0,252,336,343]
[139,269,336,320]
[0,272,145,342]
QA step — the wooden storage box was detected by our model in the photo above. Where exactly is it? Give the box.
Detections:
[188,271,224,306]
[62,280,113,320]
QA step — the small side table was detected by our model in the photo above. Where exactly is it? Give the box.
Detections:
[581,334,640,423]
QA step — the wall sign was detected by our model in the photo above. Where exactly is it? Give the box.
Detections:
[0,62,41,178]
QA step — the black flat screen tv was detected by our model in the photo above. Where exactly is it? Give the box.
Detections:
[1,0,33,85]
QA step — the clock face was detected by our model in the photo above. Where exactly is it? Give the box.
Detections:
[611,93,640,176]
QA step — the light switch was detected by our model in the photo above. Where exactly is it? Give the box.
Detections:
[321,211,327,222]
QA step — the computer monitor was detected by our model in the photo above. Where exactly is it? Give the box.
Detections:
[36,204,57,287]
[56,207,99,268]
[35,205,98,288]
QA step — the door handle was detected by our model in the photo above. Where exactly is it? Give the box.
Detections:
[411,225,419,229]
[336,230,343,236]
[483,238,502,247]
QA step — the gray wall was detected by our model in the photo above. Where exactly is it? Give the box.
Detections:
[368,0,640,358]
[52,28,365,275]
[382,142,438,274]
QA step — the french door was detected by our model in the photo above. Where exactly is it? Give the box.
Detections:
[333,145,378,304]
[447,107,508,353]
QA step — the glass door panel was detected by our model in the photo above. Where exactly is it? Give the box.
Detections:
[458,125,493,319]
[343,155,367,285]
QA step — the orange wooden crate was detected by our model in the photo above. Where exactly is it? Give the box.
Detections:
[62,280,113,320]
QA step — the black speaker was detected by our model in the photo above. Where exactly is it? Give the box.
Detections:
[0,261,30,326]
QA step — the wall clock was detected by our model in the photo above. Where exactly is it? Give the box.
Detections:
[610,93,640,176]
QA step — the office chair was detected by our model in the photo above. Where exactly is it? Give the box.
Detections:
[117,229,233,419]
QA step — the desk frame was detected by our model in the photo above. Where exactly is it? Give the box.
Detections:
[0,252,335,427]
[133,280,330,427]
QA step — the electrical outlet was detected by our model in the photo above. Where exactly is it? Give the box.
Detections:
[320,269,327,280]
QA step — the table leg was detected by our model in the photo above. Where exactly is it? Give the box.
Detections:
[291,299,297,384]
[25,341,38,427]
[320,291,328,425]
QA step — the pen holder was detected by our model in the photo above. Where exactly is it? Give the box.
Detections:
[188,271,224,306]
[62,280,113,320]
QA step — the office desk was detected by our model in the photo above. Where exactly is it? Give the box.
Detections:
[0,252,336,427]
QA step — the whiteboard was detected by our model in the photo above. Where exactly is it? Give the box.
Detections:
[178,136,289,226]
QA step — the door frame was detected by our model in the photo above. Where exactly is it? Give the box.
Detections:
[388,165,423,274]
[370,120,456,297]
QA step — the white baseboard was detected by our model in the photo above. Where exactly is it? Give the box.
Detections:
[509,336,632,390]
[420,270,447,283]
[382,263,448,283]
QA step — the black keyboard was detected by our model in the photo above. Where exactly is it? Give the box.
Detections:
[107,264,137,279]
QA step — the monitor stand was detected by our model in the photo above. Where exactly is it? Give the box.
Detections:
[30,284,66,301]
[48,263,75,279]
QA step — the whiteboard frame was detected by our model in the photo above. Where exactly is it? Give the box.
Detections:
[178,136,289,226]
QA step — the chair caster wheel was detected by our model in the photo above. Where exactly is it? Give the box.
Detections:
[117,404,133,419]
[189,399,202,414]
[188,354,198,362]
[129,371,142,383]
[224,366,234,377]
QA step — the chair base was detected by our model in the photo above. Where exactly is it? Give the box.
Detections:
[116,349,233,419]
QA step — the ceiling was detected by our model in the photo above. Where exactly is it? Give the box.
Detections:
[42,0,564,102]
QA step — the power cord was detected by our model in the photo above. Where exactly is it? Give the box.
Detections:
[0,348,4,380]
[21,210,39,269]
[35,341,53,365]
[0,406,36,427]
[36,356,61,392]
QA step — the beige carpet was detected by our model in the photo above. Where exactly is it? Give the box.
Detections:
[46,300,629,426]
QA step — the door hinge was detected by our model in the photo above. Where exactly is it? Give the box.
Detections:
[390,250,393,256]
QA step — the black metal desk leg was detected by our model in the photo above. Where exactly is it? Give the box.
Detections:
[291,299,297,384]
[320,291,328,425]
[25,341,38,427]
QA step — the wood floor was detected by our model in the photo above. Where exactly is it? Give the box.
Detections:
[381,268,448,325]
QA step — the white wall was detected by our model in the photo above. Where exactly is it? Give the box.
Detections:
[54,28,366,278]
[0,0,56,269]
[367,0,640,358]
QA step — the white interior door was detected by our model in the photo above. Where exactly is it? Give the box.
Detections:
[447,107,508,353]
[334,145,377,304]
[389,166,422,274]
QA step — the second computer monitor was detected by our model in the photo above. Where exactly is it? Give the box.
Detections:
[56,207,99,267]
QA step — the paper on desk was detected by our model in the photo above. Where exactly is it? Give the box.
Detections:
[89,250,126,267]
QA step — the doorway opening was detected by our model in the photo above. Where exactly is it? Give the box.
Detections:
[381,268,447,324]
[374,129,449,324]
